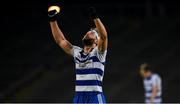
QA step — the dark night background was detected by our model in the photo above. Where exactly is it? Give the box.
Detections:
[0,0,180,103]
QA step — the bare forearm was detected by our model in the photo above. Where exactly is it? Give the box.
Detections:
[94,18,107,39]
[49,21,73,55]
[150,87,158,103]
[50,21,66,43]
[94,18,108,52]
[151,91,157,100]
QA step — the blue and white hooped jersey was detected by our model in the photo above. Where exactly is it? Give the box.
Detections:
[144,74,162,102]
[71,46,107,93]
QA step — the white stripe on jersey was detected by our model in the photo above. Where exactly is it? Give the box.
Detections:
[76,86,102,92]
[145,91,162,97]
[75,62,104,71]
[76,74,102,81]
[146,98,162,103]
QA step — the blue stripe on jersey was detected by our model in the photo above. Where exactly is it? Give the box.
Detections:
[75,56,105,64]
[76,68,103,76]
[76,80,102,86]
[145,76,152,80]
[146,96,161,99]
[75,91,103,94]
[146,90,152,93]
[146,90,160,93]
[80,51,89,58]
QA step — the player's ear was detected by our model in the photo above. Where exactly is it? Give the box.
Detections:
[94,39,98,46]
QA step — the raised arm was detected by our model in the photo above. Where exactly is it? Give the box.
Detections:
[89,7,108,52]
[94,18,108,52]
[48,6,73,55]
[150,85,158,103]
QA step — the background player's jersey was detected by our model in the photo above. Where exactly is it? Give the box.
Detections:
[144,73,162,103]
[71,46,107,92]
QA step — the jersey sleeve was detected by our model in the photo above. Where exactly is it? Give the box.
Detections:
[152,75,158,87]
[94,47,107,62]
[70,45,82,57]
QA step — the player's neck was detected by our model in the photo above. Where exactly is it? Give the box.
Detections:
[83,46,94,54]
[146,72,152,78]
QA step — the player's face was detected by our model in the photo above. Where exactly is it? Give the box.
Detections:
[140,68,152,78]
[82,31,97,46]
[140,69,146,78]
[139,63,152,78]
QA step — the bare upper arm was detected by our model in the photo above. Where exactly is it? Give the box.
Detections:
[98,34,108,52]
[94,19,108,52]
[57,40,73,55]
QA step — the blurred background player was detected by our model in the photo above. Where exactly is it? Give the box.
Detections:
[139,63,162,104]
[48,6,108,103]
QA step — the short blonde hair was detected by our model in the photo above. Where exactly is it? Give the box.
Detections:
[90,28,99,40]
